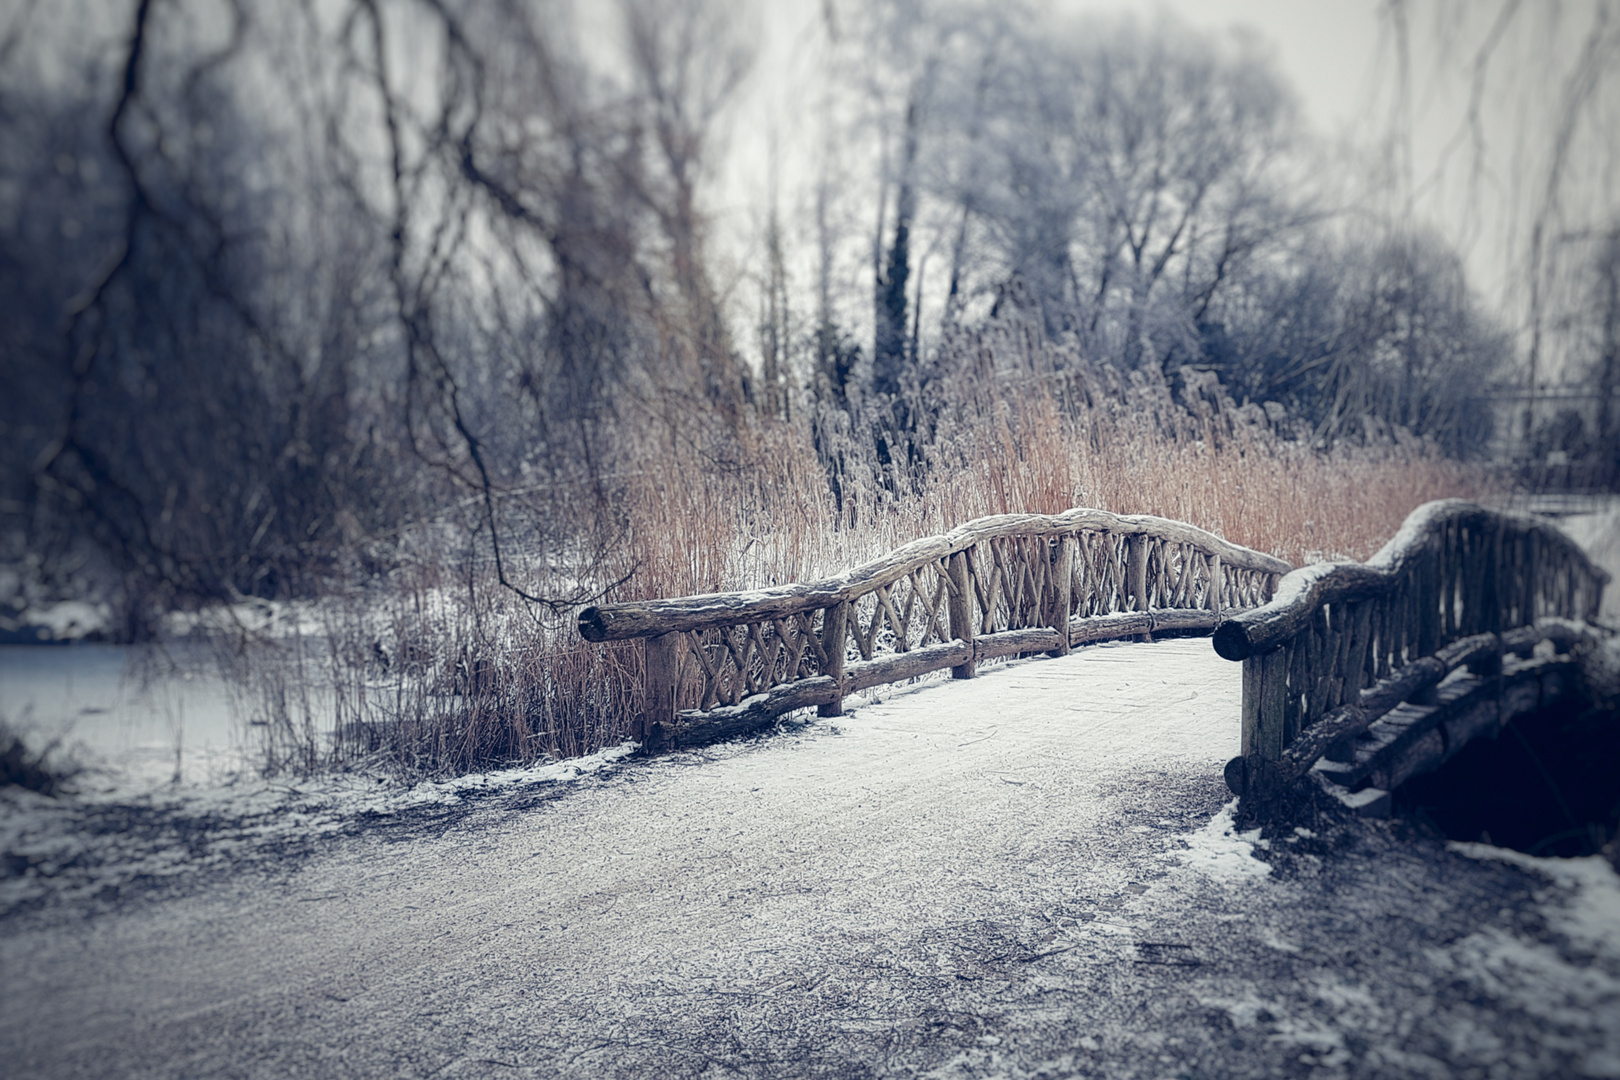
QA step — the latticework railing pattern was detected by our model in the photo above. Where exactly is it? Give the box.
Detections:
[578,508,1291,749]
[1214,500,1610,800]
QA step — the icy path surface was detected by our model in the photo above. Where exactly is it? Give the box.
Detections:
[5,639,1620,1079]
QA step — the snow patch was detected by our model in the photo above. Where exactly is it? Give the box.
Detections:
[1449,844,1620,959]
[0,741,640,914]
[6,601,111,641]
[1199,990,1272,1029]
[1178,800,1272,882]
[1440,844,1620,1075]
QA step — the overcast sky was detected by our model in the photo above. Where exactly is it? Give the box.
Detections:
[707,0,1618,385]
[709,1,1387,333]
[1082,0,1379,133]
[716,1,1386,255]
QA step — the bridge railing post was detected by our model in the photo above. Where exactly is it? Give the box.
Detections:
[947,551,976,679]
[818,601,848,716]
[1127,534,1149,641]
[1048,535,1074,657]
[642,632,683,750]
[1241,643,1289,760]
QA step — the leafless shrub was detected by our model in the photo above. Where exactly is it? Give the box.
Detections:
[0,716,81,797]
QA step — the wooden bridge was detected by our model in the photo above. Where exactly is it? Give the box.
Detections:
[6,503,1615,1079]
[1215,500,1610,812]
[580,499,1611,810]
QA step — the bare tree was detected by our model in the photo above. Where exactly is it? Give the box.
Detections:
[1376,0,1620,461]
[0,0,767,629]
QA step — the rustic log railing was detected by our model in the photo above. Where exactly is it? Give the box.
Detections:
[579,508,1291,750]
[1214,500,1610,803]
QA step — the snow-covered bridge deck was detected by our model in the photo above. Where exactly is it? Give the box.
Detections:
[5,637,1618,1079]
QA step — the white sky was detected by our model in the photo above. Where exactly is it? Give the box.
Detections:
[1117,1,1379,133]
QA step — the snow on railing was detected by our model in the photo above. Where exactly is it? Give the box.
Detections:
[579,507,1291,751]
[1214,500,1611,804]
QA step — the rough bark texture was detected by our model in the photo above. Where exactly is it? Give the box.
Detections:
[1215,501,1607,661]
[582,507,1289,643]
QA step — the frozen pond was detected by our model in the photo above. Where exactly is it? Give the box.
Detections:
[0,644,252,793]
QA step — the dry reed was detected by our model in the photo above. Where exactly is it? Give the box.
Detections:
[234,356,1500,779]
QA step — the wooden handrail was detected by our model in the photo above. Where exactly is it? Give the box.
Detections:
[581,508,1290,642]
[1215,500,1610,799]
[1213,500,1606,660]
[577,506,1292,751]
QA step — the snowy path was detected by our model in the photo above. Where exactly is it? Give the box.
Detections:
[4,639,1620,1079]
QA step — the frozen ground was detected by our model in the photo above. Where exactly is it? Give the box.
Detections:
[4,639,1619,1079]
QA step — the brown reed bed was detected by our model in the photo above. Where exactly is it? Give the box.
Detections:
[233,366,1501,780]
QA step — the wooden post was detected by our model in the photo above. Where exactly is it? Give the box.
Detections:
[1483,518,1503,634]
[947,551,976,679]
[1523,531,1538,623]
[1417,546,1440,658]
[1208,553,1222,620]
[1242,643,1290,760]
[1049,535,1074,657]
[819,601,849,715]
[1127,533,1150,642]
[643,632,683,751]
[1344,599,1374,702]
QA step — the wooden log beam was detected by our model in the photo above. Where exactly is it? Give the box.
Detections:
[1214,563,1388,660]
[975,627,1065,661]
[1060,609,1219,646]
[580,507,1291,642]
[1212,500,1607,661]
[1147,608,1220,634]
[844,640,972,693]
[1356,632,1499,716]
[1501,616,1589,656]
[667,676,839,748]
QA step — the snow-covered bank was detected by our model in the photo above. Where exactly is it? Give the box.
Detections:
[0,740,640,917]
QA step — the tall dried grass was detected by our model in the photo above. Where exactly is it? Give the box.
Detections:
[235,352,1500,779]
